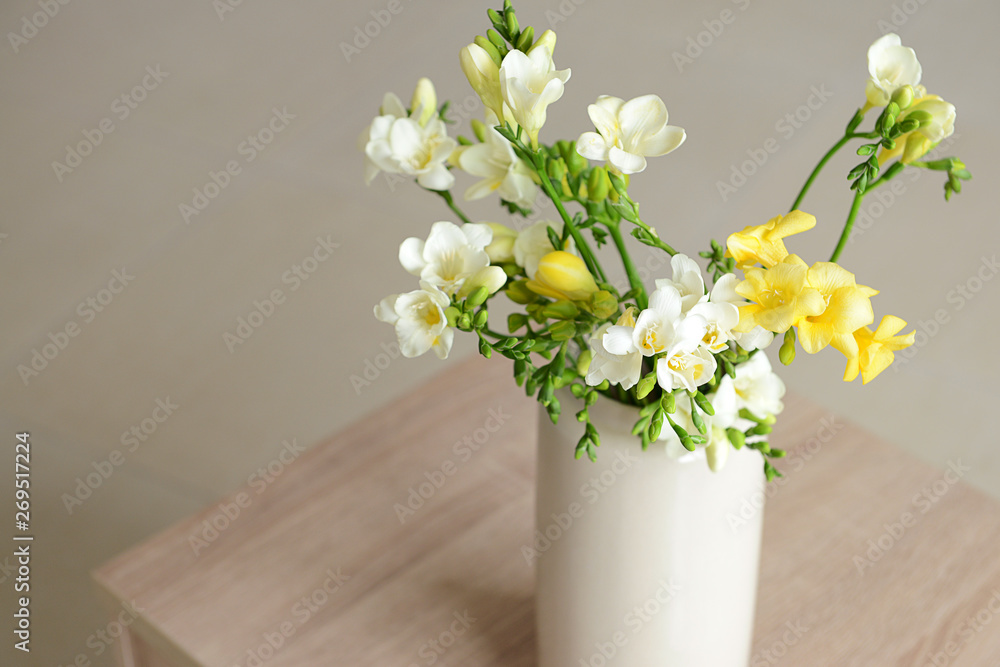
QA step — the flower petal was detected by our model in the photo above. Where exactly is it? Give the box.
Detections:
[399,238,426,275]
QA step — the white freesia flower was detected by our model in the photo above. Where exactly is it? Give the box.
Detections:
[688,299,739,354]
[586,309,642,390]
[732,351,786,418]
[657,346,717,393]
[374,282,454,359]
[499,46,570,144]
[460,43,506,124]
[865,33,922,107]
[399,221,505,296]
[453,124,538,209]
[654,253,706,313]
[361,79,457,191]
[711,273,774,351]
[483,222,518,263]
[512,219,573,278]
[576,95,686,175]
[608,286,705,358]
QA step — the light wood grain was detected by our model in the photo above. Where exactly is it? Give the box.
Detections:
[93,355,1000,666]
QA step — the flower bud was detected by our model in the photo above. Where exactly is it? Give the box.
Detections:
[576,350,593,376]
[526,251,599,301]
[457,266,507,299]
[460,43,504,122]
[529,29,557,56]
[483,222,517,263]
[587,168,610,201]
[410,78,437,127]
[890,84,914,110]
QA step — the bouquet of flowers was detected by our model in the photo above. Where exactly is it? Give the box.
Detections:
[363,2,968,480]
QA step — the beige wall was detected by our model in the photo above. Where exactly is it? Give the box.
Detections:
[1,0,997,664]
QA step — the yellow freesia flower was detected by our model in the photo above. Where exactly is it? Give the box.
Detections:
[726,210,817,269]
[796,262,878,356]
[842,315,916,384]
[526,250,598,301]
[734,254,826,334]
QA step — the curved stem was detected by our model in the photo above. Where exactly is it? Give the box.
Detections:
[535,163,607,283]
[790,134,853,212]
[607,222,648,310]
[830,189,864,263]
[435,189,473,225]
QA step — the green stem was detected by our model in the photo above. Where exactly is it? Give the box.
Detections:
[790,134,853,212]
[435,189,473,225]
[829,189,864,263]
[535,160,607,283]
[607,222,648,310]
[865,161,906,191]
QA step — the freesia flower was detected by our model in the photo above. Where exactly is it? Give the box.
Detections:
[361,79,456,190]
[654,253,706,312]
[797,262,877,356]
[688,298,740,354]
[865,34,922,108]
[460,43,506,125]
[842,315,915,383]
[399,221,505,296]
[878,94,956,165]
[374,282,454,359]
[735,254,826,334]
[499,45,570,144]
[657,346,717,393]
[513,219,573,278]
[731,351,786,418]
[726,210,816,269]
[709,273,774,351]
[575,95,686,175]
[612,286,706,358]
[526,250,598,301]
[453,124,538,209]
[586,309,642,390]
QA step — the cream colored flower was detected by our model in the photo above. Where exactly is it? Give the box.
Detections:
[576,95,686,174]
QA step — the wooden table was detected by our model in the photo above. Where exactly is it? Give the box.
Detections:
[92,355,1000,666]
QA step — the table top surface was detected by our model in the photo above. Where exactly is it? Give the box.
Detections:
[93,355,1000,667]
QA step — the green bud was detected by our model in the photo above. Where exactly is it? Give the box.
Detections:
[585,391,598,406]
[564,144,588,175]
[857,144,875,156]
[648,408,664,441]
[508,312,527,333]
[890,85,914,110]
[588,290,618,319]
[570,383,585,398]
[479,337,492,358]
[597,379,609,392]
[487,8,504,27]
[505,280,537,305]
[505,11,520,41]
[541,300,580,320]
[693,391,715,416]
[726,427,745,450]
[547,158,566,182]
[470,118,488,143]
[661,391,675,414]
[466,286,490,308]
[549,320,577,341]
[486,29,506,52]
[635,374,656,400]
[750,423,772,436]
[681,436,696,452]
[779,328,796,365]
[473,309,489,328]
[587,168,610,201]
[576,350,593,376]
[474,35,503,68]
[458,313,472,330]
[690,405,707,435]
[515,25,534,52]
[444,306,461,327]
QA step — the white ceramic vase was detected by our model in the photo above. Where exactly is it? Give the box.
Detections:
[534,391,765,667]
